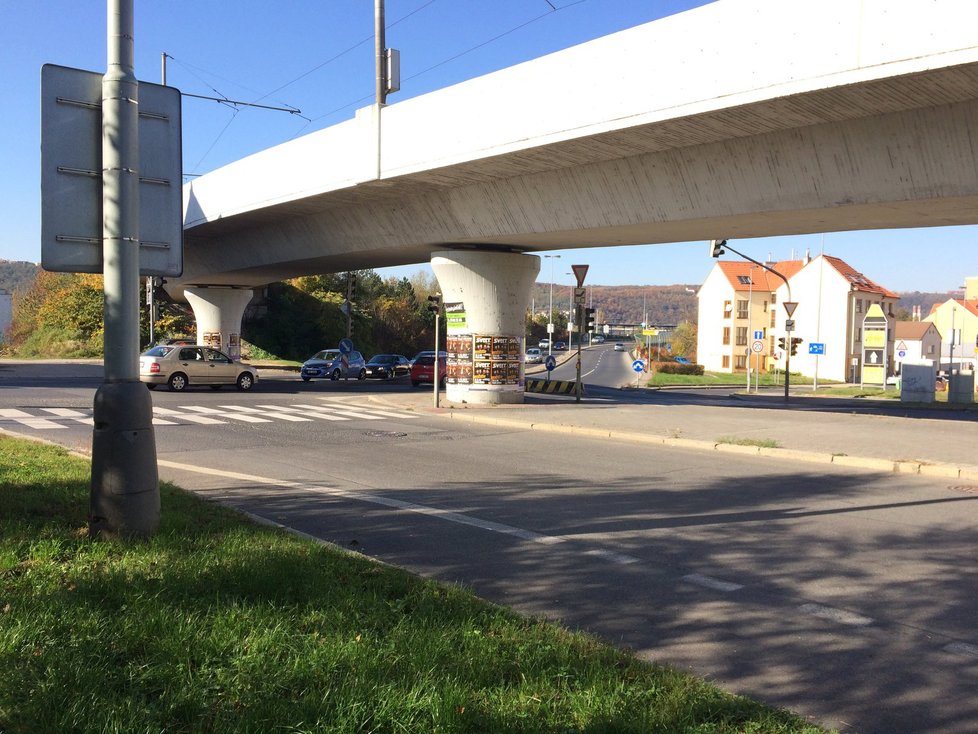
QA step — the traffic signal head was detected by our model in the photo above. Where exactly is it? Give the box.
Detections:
[584,307,596,332]
[347,271,357,300]
[790,337,802,356]
[427,294,441,313]
[709,239,726,258]
[777,336,786,351]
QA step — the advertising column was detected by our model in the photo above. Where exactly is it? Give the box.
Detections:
[861,303,889,386]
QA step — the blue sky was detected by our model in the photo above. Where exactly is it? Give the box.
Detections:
[2,0,973,293]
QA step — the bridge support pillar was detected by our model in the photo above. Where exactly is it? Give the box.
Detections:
[431,251,540,405]
[184,286,254,360]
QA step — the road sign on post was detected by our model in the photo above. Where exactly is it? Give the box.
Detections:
[571,264,589,287]
[41,63,183,277]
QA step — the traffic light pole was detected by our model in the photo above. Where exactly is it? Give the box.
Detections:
[710,240,793,402]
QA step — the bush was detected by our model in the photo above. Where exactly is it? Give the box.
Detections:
[654,361,704,375]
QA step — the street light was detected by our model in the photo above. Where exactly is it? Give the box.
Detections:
[544,255,561,356]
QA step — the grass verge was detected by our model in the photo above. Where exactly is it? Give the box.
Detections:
[0,435,828,733]
[717,436,781,449]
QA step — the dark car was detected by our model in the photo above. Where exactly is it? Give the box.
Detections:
[553,341,568,351]
[364,354,411,380]
[410,351,447,387]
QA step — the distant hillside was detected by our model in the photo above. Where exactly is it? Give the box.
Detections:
[531,283,697,326]
[896,290,958,319]
[0,260,40,296]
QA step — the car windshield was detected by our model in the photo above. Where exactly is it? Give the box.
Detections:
[370,355,395,364]
[415,356,435,365]
[311,350,341,361]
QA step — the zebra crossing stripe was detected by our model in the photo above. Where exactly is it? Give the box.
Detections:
[0,408,61,429]
[152,406,225,425]
[224,405,311,422]
[41,408,92,424]
[300,402,384,420]
[180,406,271,423]
[315,399,412,419]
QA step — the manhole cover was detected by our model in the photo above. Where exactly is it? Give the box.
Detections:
[362,430,407,439]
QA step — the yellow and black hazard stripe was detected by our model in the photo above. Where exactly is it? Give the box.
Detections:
[525,378,581,395]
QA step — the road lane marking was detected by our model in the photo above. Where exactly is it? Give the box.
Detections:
[40,408,92,424]
[223,405,312,422]
[798,603,873,627]
[180,405,271,423]
[272,404,350,421]
[944,642,978,658]
[152,406,225,425]
[316,399,414,419]
[0,408,62,429]
[682,573,744,592]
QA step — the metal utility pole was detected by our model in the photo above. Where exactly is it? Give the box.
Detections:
[375,0,387,105]
[90,0,159,538]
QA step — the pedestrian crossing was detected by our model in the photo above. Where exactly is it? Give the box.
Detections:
[0,400,415,431]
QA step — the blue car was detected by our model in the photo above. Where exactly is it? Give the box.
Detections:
[673,356,691,365]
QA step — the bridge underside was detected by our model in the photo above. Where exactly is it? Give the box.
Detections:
[179,67,978,289]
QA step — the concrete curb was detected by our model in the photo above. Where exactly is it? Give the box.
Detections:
[413,404,978,479]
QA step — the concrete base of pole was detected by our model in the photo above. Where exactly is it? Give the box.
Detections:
[90,381,160,539]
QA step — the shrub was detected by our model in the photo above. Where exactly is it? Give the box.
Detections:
[654,361,704,375]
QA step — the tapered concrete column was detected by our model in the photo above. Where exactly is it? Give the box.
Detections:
[431,251,540,404]
[184,286,254,360]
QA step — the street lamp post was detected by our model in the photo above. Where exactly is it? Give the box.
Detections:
[544,255,560,356]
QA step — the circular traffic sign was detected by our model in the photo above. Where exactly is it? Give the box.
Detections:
[544,355,557,371]
[632,359,645,373]
[338,338,354,355]
[751,340,764,353]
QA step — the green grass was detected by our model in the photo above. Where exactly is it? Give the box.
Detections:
[0,435,830,734]
[717,436,781,449]
[646,371,827,388]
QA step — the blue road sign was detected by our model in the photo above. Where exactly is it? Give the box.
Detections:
[753,330,764,340]
[808,342,825,355]
[544,355,557,371]
[338,338,354,354]
[632,359,646,373]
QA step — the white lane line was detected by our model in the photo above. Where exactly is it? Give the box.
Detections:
[682,573,744,592]
[221,405,312,422]
[944,642,978,658]
[305,401,384,420]
[0,408,62,429]
[268,405,349,422]
[180,405,271,423]
[798,603,873,627]
[152,406,225,425]
[152,417,179,425]
[586,548,641,565]
[41,408,93,424]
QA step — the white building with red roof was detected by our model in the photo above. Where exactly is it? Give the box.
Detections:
[923,276,978,371]
[697,254,899,382]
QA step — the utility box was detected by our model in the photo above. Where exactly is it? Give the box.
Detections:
[948,370,975,404]
[900,361,936,403]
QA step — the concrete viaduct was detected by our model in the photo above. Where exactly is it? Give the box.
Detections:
[174,0,978,403]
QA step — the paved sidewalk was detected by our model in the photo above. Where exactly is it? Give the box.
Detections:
[366,386,978,481]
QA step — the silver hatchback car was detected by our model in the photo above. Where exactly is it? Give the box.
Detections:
[300,349,366,381]
[139,345,258,391]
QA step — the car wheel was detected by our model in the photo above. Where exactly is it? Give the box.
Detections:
[236,373,255,391]
[168,373,188,392]
[357,368,366,381]
[146,384,156,390]
[302,376,311,382]
[330,369,341,381]
[411,380,420,387]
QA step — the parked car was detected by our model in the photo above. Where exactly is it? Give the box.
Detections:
[673,356,691,365]
[139,345,258,392]
[300,349,366,381]
[553,341,568,351]
[410,351,447,387]
[525,347,543,364]
[364,353,411,380]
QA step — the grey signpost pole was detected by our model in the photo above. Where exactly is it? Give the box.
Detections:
[89,0,160,538]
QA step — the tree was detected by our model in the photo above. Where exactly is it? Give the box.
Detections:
[671,320,698,361]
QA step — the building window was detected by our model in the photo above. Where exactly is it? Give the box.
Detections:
[722,355,730,369]
[770,310,776,328]
[928,344,935,354]
[856,299,863,314]
[723,300,732,319]
[769,335,775,352]
[722,327,731,345]
[736,300,749,319]
[855,328,861,343]
[735,327,748,346]
[763,300,768,312]
[771,293,777,304]
[735,355,746,369]
[737,275,753,285]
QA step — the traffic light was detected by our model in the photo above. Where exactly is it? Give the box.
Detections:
[427,294,441,313]
[777,336,786,351]
[709,239,726,258]
[347,271,357,301]
[584,307,596,333]
[790,337,802,356]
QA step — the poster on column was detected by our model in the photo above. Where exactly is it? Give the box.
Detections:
[446,334,473,384]
[445,302,467,331]
[861,304,889,385]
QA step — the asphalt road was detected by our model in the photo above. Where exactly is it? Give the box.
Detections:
[2,360,977,734]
